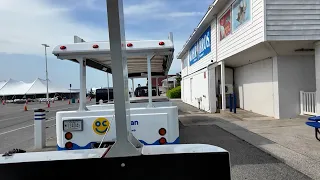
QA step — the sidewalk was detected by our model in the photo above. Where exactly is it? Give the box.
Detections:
[173,100,320,180]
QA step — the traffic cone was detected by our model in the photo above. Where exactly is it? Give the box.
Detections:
[47,101,50,108]
[24,103,28,111]
[68,99,71,104]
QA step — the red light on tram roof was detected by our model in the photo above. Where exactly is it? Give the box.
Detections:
[93,44,99,48]
[159,41,165,46]
[60,46,66,50]
[127,43,133,47]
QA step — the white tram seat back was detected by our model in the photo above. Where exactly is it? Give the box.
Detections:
[56,106,179,150]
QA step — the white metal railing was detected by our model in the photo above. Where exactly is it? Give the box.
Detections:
[300,91,316,115]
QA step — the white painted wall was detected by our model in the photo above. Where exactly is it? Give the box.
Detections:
[266,0,320,41]
[217,0,265,61]
[182,69,210,111]
[182,78,190,103]
[235,58,275,117]
[277,55,316,118]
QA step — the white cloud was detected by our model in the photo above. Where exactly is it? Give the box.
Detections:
[123,1,203,21]
[0,0,109,56]
[166,12,203,18]
[124,1,164,16]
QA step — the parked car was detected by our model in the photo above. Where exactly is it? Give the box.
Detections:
[134,86,160,97]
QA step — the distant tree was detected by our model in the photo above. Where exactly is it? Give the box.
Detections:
[176,72,181,86]
[88,88,95,98]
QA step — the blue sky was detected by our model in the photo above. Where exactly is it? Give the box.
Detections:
[0,0,213,90]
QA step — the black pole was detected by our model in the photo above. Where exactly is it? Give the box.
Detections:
[229,94,232,112]
[233,93,237,114]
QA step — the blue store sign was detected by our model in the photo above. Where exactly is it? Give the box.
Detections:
[189,26,211,66]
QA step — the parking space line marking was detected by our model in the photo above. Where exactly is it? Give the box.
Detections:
[0,116,56,136]
[0,106,74,122]
[0,115,32,122]
[0,124,34,135]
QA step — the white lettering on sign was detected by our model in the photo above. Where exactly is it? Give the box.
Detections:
[189,26,211,66]
[197,31,211,56]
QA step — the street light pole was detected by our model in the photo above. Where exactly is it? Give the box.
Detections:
[41,44,50,106]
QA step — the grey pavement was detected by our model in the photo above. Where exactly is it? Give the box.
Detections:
[173,99,313,180]
[0,100,95,153]
[218,110,320,180]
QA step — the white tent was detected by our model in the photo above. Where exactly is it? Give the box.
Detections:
[26,78,71,95]
[0,78,77,96]
[0,79,32,96]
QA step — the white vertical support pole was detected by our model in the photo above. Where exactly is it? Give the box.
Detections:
[34,109,46,149]
[107,72,110,102]
[169,32,173,42]
[156,77,159,96]
[221,61,226,110]
[78,57,88,111]
[315,41,320,115]
[105,0,141,158]
[300,91,304,115]
[147,54,154,107]
[131,78,135,97]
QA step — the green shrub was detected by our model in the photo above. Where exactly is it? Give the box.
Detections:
[166,86,181,98]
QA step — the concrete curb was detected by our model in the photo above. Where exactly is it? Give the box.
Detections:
[214,118,320,180]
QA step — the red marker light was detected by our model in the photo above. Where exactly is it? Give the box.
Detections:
[93,44,99,48]
[159,41,165,46]
[159,128,167,136]
[60,46,66,50]
[65,132,73,140]
[159,137,167,145]
[65,142,73,149]
[127,43,133,47]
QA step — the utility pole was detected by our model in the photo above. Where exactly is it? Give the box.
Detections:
[41,44,50,106]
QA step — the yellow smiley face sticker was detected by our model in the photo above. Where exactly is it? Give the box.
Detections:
[92,117,110,135]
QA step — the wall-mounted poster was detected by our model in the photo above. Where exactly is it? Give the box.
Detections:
[232,0,251,31]
[219,9,231,41]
